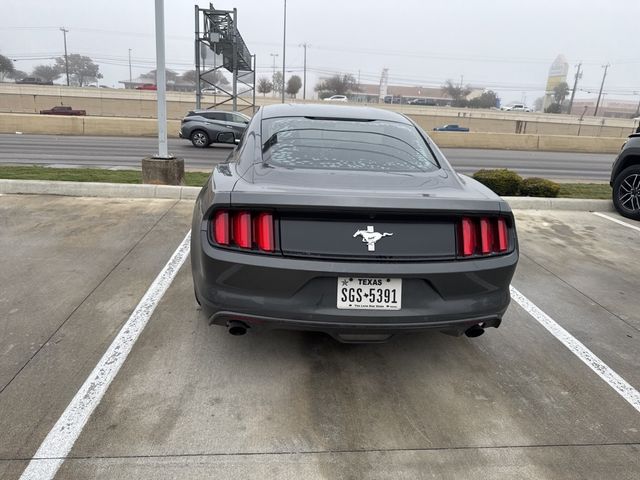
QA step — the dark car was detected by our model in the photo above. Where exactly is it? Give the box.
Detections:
[179,110,250,148]
[39,106,86,116]
[16,77,53,86]
[433,124,470,132]
[610,133,640,220]
[191,104,518,342]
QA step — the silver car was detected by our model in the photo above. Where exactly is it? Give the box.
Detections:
[179,110,250,148]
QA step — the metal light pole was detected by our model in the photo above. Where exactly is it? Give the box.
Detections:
[299,43,308,100]
[128,48,133,83]
[154,0,169,158]
[60,27,70,86]
[270,53,278,97]
[142,0,183,186]
[594,63,610,117]
[282,0,287,103]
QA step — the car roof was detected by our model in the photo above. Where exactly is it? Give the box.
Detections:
[260,103,411,124]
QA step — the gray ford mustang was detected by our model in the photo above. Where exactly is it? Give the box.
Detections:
[191,104,518,342]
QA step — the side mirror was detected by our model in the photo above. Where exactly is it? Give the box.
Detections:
[217,132,236,144]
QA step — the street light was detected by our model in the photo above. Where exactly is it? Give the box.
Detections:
[60,27,70,86]
[282,0,286,103]
[270,53,279,97]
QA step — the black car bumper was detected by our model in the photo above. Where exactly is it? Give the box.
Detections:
[192,231,518,337]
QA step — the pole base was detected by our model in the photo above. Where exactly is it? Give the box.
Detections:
[141,157,185,186]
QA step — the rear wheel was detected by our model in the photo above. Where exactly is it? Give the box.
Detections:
[613,165,640,220]
[190,130,210,148]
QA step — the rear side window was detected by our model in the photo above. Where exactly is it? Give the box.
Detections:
[261,117,439,173]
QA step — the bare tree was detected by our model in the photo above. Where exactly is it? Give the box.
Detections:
[257,76,273,96]
[442,79,472,107]
[314,74,359,97]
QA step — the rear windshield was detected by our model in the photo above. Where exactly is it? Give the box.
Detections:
[261,117,439,172]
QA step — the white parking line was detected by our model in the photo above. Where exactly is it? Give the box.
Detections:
[510,286,640,414]
[593,212,640,233]
[18,231,640,479]
[19,231,192,480]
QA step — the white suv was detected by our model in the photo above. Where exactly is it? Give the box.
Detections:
[501,104,532,112]
[323,95,348,102]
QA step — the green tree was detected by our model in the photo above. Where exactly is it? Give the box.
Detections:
[468,90,500,109]
[141,68,179,83]
[314,73,358,97]
[0,54,15,81]
[442,79,471,107]
[201,70,229,86]
[286,75,302,97]
[54,54,102,86]
[553,82,570,106]
[257,76,272,96]
[180,70,197,83]
[545,103,562,114]
[32,64,62,83]
[8,69,28,81]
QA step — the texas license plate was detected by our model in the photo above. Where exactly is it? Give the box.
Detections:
[337,277,402,310]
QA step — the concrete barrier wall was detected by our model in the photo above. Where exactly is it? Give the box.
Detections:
[1,84,637,138]
[0,113,626,153]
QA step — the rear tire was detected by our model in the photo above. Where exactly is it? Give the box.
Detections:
[612,165,640,220]
[190,130,210,148]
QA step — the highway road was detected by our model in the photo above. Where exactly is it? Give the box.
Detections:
[0,133,616,181]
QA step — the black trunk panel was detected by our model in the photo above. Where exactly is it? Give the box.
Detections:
[279,214,457,260]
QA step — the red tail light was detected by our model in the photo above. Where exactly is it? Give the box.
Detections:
[255,213,274,252]
[211,209,276,253]
[479,218,493,254]
[459,216,510,257]
[232,211,252,249]
[460,217,476,256]
[213,210,230,245]
[496,218,508,252]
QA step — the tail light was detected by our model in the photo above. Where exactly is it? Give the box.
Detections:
[211,209,275,253]
[459,216,510,257]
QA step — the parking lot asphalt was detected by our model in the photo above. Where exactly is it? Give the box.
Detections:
[0,195,639,479]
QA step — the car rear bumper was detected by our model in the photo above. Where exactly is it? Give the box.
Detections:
[192,231,518,336]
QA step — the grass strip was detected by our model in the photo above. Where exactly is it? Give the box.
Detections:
[0,166,613,199]
[0,165,210,187]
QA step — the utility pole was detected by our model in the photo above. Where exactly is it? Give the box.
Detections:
[594,63,610,117]
[270,53,278,97]
[567,62,582,115]
[128,48,133,83]
[60,27,70,86]
[282,0,287,103]
[299,43,308,100]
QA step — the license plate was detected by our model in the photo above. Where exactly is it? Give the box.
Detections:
[337,277,402,310]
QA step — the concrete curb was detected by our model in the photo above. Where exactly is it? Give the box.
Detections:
[0,179,201,200]
[0,179,614,212]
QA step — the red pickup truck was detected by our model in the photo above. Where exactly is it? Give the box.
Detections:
[39,106,87,116]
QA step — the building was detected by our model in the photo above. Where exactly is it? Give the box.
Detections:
[350,83,484,105]
[571,98,640,118]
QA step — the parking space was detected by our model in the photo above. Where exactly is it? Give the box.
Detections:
[1,196,639,479]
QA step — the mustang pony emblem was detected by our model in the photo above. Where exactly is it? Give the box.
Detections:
[353,226,393,251]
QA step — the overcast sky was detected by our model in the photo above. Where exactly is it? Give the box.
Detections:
[2,0,639,104]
